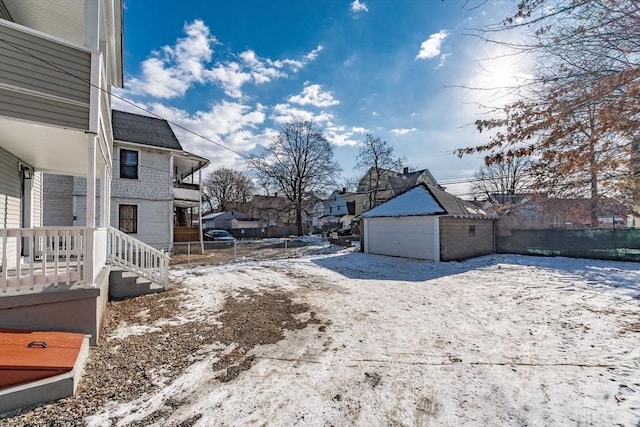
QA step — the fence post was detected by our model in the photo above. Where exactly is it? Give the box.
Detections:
[187,242,191,267]
[233,240,237,262]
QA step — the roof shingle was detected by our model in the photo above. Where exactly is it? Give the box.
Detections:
[112,110,183,150]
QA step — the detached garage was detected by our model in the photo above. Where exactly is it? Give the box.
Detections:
[361,184,495,261]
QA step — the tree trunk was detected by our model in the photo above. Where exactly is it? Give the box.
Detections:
[589,138,599,227]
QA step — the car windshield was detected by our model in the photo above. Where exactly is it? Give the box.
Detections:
[214,231,231,238]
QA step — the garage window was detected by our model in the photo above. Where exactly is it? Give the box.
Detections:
[469,225,476,237]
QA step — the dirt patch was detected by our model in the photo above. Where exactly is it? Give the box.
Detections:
[1,287,321,426]
[213,289,321,382]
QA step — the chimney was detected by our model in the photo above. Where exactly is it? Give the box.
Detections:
[342,187,346,193]
[403,167,409,174]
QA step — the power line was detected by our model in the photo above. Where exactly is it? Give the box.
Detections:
[0,37,250,160]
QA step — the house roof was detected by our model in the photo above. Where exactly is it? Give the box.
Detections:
[386,169,437,194]
[112,110,183,150]
[361,183,493,219]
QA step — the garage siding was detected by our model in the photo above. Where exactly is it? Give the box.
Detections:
[365,216,439,260]
[439,217,495,261]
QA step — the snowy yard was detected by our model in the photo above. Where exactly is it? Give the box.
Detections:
[81,244,640,426]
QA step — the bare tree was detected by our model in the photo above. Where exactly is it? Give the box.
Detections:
[249,119,340,235]
[472,157,531,203]
[457,0,640,224]
[202,168,254,212]
[355,133,404,207]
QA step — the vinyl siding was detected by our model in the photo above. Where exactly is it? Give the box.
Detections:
[43,174,74,226]
[0,146,21,269]
[31,171,42,227]
[110,199,172,251]
[0,21,91,129]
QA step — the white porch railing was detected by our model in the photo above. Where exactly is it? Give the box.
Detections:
[1,227,90,293]
[106,227,170,288]
[0,226,170,294]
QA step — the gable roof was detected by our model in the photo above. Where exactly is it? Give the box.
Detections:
[112,110,183,150]
[361,184,446,218]
[361,183,493,219]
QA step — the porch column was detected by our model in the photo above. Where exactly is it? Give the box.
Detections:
[169,155,174,252]
[87,134,97,227]
[100,166,110,227]
[199,168,204,254]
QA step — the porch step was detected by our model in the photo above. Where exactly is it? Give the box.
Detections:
[108,268,165,300]
[0,330,90,415]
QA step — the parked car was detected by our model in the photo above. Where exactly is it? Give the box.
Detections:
[203,229,235,242]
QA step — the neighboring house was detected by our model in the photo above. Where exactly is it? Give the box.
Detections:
[43,110,209,251]
[361,183,495,261]
[320,189,368,231]
[202,210,264,230]
[357,166,438,209]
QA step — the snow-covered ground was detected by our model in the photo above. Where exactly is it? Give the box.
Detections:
[89,248,640,426]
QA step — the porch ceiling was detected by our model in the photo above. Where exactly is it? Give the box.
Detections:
[0,116,93,176]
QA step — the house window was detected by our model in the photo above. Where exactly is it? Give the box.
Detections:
[119,204,137,233]
[469,225,476,237]
[329,207,333,213]
[120,149,138,179]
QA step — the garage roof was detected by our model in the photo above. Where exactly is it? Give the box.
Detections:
[361,183,493,219]
[361,184,446,218]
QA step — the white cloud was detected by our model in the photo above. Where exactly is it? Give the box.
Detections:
[288,83,340,108]
[437,53,451,69]
[127,20,215,99]
[304,45,324,62]
[390,128,417,135]
[126,20,323,100]
[350,0,368,13]
[351,126,368,134]
[416,30,448,60]
[271,103,334,124]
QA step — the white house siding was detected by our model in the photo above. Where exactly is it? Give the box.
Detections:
[110,145,173,249]
[112,145,172,200]
[0,146,21,269]
[110,199,172,251]
[43,173,74,226]
[31,171,42,227]
[364,216,440,261]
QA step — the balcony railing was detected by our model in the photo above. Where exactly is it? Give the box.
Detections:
[173,182,201,204]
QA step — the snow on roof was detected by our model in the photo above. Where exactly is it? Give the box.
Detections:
[202,212,225,220]
[360,185,446,218]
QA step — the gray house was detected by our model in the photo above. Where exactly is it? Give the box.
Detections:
[43,110,209,251]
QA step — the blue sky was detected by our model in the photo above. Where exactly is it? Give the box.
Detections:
[114,0,521,188]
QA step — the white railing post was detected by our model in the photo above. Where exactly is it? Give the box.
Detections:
[105,227,170,289]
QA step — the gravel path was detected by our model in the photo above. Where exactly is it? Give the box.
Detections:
[1,284,317,426]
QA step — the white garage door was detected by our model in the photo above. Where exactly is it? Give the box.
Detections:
[365,216,439,260]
